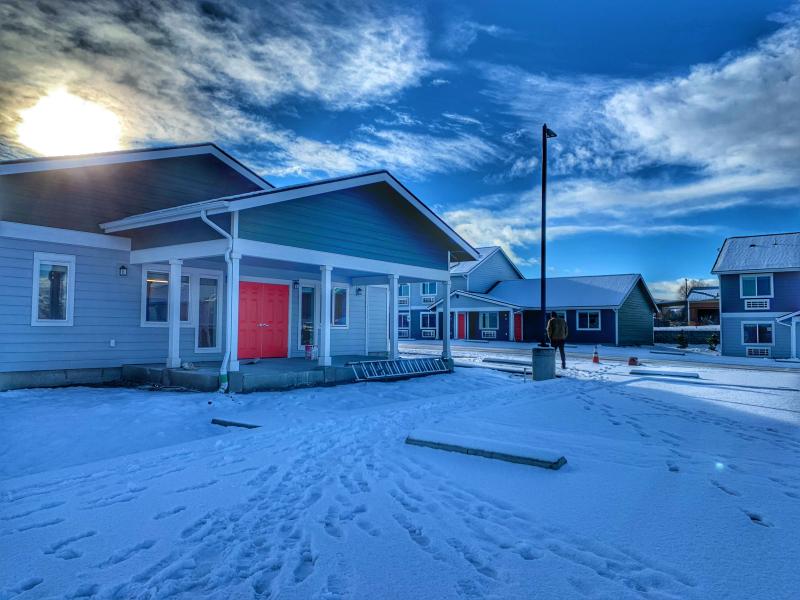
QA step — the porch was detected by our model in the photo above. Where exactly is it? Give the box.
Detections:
[122,355,387,393]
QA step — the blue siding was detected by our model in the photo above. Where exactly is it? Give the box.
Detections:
[720,272,800,313]
[238,182,452,270]
[721,316,792,358]
[520,309,616,345]
[617,280,654,345]
[467,311,510,341]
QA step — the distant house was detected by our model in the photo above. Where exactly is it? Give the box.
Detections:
[0,144,477,390]
[400,246,523,339]
[711,232,800,359]
[687,286,720,325]
[431,274,657,345]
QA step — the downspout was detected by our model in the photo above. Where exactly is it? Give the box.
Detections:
[201,209,233,392]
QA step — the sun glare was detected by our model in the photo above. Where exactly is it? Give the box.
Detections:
[17,90,122,156]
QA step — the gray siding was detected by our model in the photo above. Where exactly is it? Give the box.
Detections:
[467,250,522,293]
[0,237,226,372]
[617,280,655,345]
[367,286,388,353]
[238,182,452,270]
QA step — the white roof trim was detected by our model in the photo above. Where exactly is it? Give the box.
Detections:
[776,310,800,323]
[0,144,273,190]
[450,246,524,279]
[100,171,479,260]
[429,290,521,310]
[0,220,131,251]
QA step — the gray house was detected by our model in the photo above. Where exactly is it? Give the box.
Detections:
[712,232,800,359]
[0,144,477,390]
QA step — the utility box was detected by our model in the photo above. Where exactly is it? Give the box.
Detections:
[531,346,556,381]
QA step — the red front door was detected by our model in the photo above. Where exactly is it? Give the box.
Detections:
[457,313,466,339]
[514,313,523,342]
[238,282,289,359]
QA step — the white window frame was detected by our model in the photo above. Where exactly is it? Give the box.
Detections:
[31,252,76,327]
[421,281,438,296]
[739,273,773,299]
[140,265,194,328]
[331,285,350,329]
[420,311,438,330]
[421,329,436,339]
[398,310,410,330]
[479,312,499,330]
[744,298,770,310]
[296,281,319,351]
[193,272,224,353]
[398,283,410,298]
[576,310,602,331]
[481,329,497,339]
[741,321,774,346]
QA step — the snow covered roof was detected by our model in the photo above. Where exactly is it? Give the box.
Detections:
[711,232,800,273]
[449,246,524,279]
[487,274,653,309]
[687,287,719,302]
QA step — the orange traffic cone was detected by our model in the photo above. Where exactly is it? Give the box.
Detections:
[592,346,600,364]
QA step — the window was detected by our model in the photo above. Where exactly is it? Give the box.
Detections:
[420,311,438,329]
[742,322,773,345]
[398,312,410,329]
[421,282,438,296]
[32,252,75,326]
[740,274,773,298]
[299,285,316,347]
[479,312,499,329]
[196,277,220,350]
[577,310,601,330]
[332,286,349,327]
[398,283,410,297]
[143,270,190,324]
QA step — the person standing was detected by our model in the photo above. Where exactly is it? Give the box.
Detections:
[546,311,568,369]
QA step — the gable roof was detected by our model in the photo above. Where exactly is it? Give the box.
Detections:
[450,246,524,279]
[101,170,479,261]
[687,286,719,302]
[486,274,657,310]
[711,232,800,273]
[0,143,273,233]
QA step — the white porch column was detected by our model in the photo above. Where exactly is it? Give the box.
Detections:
[319,265,332,367]
[509,310,515,342]
[229,252,241,372]
[167,258,183,368]
[442,280,451,359]
[388,274,399,359]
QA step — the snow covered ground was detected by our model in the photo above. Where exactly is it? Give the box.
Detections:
[1,360,799,599]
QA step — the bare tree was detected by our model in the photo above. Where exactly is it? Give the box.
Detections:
[678,279,705,300]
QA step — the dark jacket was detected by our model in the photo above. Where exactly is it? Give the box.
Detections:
[547,317,568,341]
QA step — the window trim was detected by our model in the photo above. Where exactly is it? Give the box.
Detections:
[398,310,410,330]
[398,283,410,298]
[421,281,438,296]
[739,273,773,299]
[419,310,438,330]
[331,285,350,329]
[194,272,224,353]
[31,252,76,327]
[479,311,499,330]
[140,265,194,328]
[576,310,602,331]
[741,321,774,346]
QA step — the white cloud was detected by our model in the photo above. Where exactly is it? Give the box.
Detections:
[441,20,510,53]
[442,112,482,126]
[649,278,717,301]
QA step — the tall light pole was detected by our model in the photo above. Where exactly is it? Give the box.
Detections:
[540,123,557,346]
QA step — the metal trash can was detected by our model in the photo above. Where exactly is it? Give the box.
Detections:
[531,346,556,381]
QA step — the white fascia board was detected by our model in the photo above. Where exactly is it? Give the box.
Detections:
[430,290,520,309]
[237,238,450,281]
[0,220,131,251]
[721,312,787,318]
[713,267,799,274]
[101,200,230,232]
[130,239,229,264]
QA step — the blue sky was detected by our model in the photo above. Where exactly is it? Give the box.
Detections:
[1,0,799,298]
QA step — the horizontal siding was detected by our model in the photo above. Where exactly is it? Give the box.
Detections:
[238,182,452,270]
[467,251,522,293]
[721,316,791,359]
[520,309,616,345]
[617,281,655,345]
[720,272,800,313]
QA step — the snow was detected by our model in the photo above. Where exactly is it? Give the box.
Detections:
[686,287,719,302]
[489,273,642,308]
[450,246,497,274]
[712,232,800,273]
[654,325,719,331]
[1,361,799,599]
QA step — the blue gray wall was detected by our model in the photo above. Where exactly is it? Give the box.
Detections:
[617,280,655,345]
[720,315,792,358]
[720,272,800,313]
